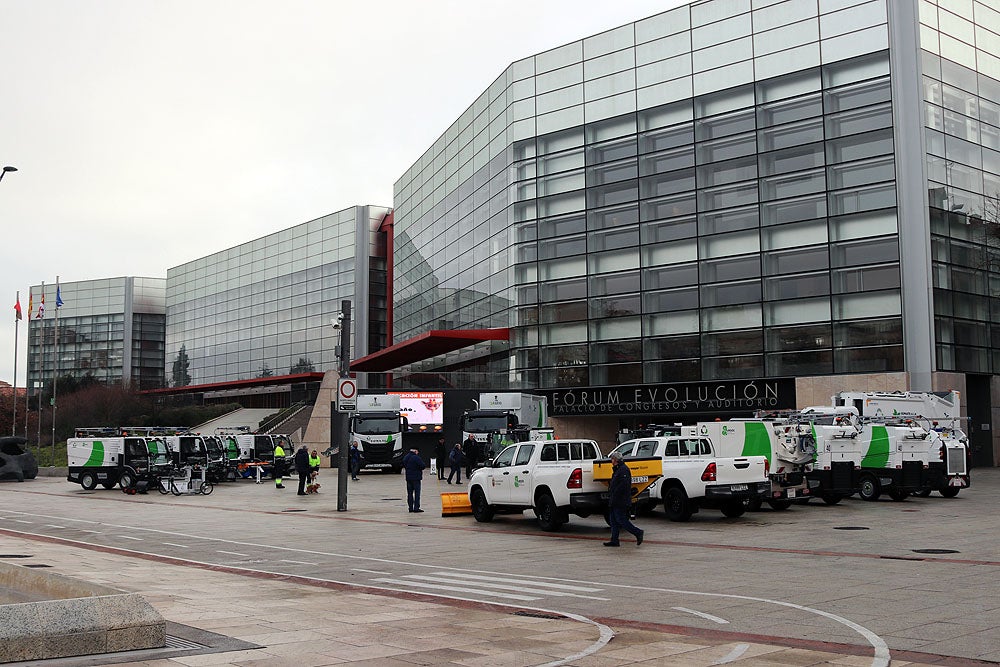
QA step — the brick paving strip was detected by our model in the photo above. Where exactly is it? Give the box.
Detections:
[1,530,988,667]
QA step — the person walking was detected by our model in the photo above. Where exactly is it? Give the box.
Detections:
[435,437,447,480]
[273,440,286,489]
[402,447,426,513]
[294,445,311,496]
[349,443,361,481]
[463,434,478,478]
[447,443,464,484]
[604,451,644,547]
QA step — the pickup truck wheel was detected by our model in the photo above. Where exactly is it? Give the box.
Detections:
[535,493,564,531]
[471,488,495,522]
[79,472,98,491]
[766,499,792,511]
[820,493,843,505]
[663,486,693,522]
[720,500,746,518]
[888,488,909,501]
[858,473,881,501]
[939,486,960,498]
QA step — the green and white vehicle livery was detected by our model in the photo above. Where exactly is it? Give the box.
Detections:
[461,392,553,465]
[351,394,406,473]
[67,429,173,490]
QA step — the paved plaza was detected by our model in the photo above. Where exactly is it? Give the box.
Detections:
[2,467,999,666]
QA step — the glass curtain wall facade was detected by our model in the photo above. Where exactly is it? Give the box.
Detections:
[165,205,389,387]
[920,1,1000,373]
[393,0,918,389]
[26,277,166,393]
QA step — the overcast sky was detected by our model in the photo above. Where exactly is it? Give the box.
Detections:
[0,0,687,388]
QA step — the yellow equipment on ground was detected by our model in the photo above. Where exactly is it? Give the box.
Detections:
[440,492,473,516]
[592,457,663,497]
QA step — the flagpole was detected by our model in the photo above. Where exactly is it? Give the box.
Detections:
[11,291,18,436]
[51,277,59,465]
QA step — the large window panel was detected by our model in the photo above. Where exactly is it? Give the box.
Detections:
[693,37,753,72]
[642,216,698,242]
[645,335,701,360]
[701,280,762,307]
[828,182,896,215]
[759,117,825,151]
[541,366,588,387]
[827,156,895,189]
[588,248,639,273]
[701,303,762,331]
[538,212,586,239]
[753,0,818,33]
[539,300,588,324]
[825,102,893,138]
[639,123,695,154]
[701,254,761,282]
[765,322,832,351]
[587,203,638,230]
[695,108,756,141]
[820,25,889,64]
[762,193,827,226]
[643,239,698,266]
[833,317,902,347]
[829,209,897,240]
[538,234,586,260]
[698,155,758,187]
[834,345,904,373]
[640,193,697,221]
[639,146,695,175]
[702,329,764,355]
[764,272,830,299]
[642,262,699,289]
[538,170,585,197]
[759,143,825,176]
[588,180,639,208]
[832,289,901,320]
[591,316,641,340]
[590,226,639,252]
[699,205,759,234]
[588,137,637,164]
[826,128,894,163]
[761,169,827,201]
[767,350,834,376]
[644,287,700,313]
[703,354,765,379]
[591,339,642,363]
[763,244,830,274]
[638,101,694,133]
[700,229,761,258]
[698,181,760,209]
[765,296,831,325]
[644,310,700,336]
[830,236,899,267]
[538,148,584,175]
[753,18,820,57]
[696,132,758,163]
[640,169,696,198]
[539,343,587,368]
[590,294,641,319]
[539,255,587,280]
[591,271,640,295]
[539,321,588,345]
[539,277,586,301]
[644,358,702,382]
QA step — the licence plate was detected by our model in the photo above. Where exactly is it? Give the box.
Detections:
[633,476,649,483]
[730,484,748,492]
[787,489,797,498]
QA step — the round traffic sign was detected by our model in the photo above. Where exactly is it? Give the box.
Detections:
[338,378,357,400]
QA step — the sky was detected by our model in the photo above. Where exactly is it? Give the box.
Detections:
[0,0,687,388]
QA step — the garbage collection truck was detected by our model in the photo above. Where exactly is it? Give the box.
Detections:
[460,393,553,464]
[350,394,407,473]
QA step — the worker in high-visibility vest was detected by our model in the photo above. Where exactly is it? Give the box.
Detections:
[273,441,286,489]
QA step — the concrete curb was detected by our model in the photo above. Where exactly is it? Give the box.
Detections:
[0,562,164,662]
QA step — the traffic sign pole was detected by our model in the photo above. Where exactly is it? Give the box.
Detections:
[336,300,352,512]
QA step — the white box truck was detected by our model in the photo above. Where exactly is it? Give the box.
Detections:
[350,394,406,473]
[460,392,553,465]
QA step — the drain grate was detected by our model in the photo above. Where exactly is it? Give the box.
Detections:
[834,526,870,530]
[912,548,960,554]
[512,611,563,620]
[166,634,208,650]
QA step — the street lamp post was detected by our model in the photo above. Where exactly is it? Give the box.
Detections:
[0,166,17,183]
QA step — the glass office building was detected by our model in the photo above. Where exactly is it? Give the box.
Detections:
[165,205,390,387]
[389,0,999,459]
[26,277,166,393]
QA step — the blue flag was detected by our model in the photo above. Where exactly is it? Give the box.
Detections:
[56,286,64,308]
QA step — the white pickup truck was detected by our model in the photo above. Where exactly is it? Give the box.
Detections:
[468,438,657,531]
[612,434,770,521]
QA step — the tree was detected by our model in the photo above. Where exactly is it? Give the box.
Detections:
[172,345,191,387]
[289,357,315,374]
[258,364,273,378]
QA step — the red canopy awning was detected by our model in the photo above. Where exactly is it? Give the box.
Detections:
[351,328,509,372]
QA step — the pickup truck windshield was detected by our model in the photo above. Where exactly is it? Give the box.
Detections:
[353,416,400,435]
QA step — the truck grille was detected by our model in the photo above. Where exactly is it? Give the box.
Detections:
[947,447,967,475]
[362,443,395,464]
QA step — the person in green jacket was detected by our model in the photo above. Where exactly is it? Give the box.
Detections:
[273,441,286,489]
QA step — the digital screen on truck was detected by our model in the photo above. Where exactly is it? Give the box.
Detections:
[391,391,444,430]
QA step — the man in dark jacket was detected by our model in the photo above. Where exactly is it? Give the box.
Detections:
[294,445,311,496]
[463,434,478,477]
[605,451,644,547]
[402,448,427,513]
[434,437,447,480]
